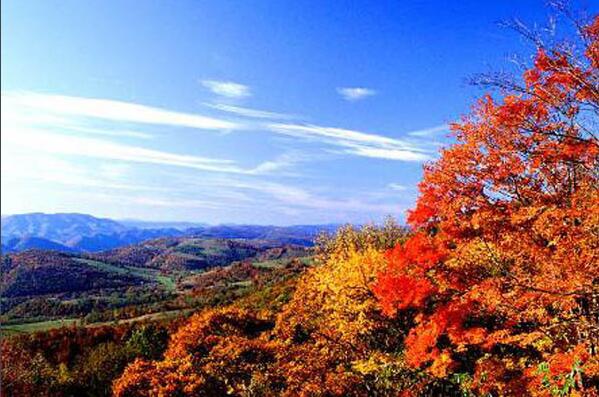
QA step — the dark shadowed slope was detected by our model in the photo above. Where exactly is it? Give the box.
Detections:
[0,250,144,297]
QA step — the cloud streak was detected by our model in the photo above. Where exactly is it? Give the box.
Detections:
[387,183,408,191]
[407,124,449,137]
[58,125,155,140]
[2,124,283,175]
[3,91,440,163]
[3,91,238,131]
[201,80,251,98]
[205,103,294,120]
[190,177,403,215]
[0,91,311,177]
[266,122,432,161]
[0,152,164,192]
[1,89,433,223]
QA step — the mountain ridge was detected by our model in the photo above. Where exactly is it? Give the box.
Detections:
[1,213,340,253]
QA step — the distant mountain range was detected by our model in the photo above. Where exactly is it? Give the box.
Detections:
[1,213,339,253]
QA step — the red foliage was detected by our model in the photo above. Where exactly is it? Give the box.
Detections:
[373,233,445,315]
[374,16,599,395]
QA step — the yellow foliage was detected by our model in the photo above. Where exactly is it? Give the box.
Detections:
[277,247,385,346]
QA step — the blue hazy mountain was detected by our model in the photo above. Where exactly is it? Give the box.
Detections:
[2,236,76,254]
[1,213,127,243]
[1,213,339,253]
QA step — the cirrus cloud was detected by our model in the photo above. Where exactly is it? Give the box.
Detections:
[337,87,376,101]
[3,91,239,131]
[201,80,251,98]
[266,122,433,162]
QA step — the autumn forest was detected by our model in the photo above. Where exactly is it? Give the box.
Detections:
[2,8,599,397]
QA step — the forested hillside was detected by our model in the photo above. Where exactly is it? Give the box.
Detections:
[1,253,310,396]
[0,237,312,330]
[1,12,597,397]
[1,251,144,297]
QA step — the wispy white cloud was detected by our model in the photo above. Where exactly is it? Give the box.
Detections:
[156,169,406,217]
[52,190,232,212]
[3,90,439,163]
[2,124,284,176]
[131,196,226,210]
[1,91,305,177]
[246,152,303,175]
[1,89,426,223]
[266,122,432,161]
[344,145,428,161]
[196,178,402,215]
[407,124,449,137]
[387,183,408,191]
[3,91,238,131]
[201,80,251,98]
[0,152,163,192]
[245,181,401,214]
[59,125,155,139]
[267,123,409,147]
[204,103,294,120]
[337,87,376,101]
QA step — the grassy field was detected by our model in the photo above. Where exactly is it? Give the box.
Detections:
[75,258,177,291]
[253,256,314,269]
[1,309,192,335]
[75,258,132,275]
[154,274,177,290]
[1,318,81,335]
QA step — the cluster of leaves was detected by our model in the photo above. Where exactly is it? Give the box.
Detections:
[112,257,310,396]
[113,307,280,396]
[272,232,414,396]
[1,322,172,397]
[314,217,408,264]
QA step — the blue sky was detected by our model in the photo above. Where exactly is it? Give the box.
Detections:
[1,0,592,224]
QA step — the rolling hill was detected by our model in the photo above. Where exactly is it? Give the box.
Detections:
[2,236,75,253]
[89,237,311,271]
[0,234,313,327]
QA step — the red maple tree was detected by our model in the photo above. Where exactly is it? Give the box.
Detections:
[374,16,599,395]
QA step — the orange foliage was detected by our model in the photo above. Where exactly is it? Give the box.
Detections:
[113,307,281,397]
[375,16,599,395]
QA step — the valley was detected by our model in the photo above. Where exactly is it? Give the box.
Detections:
[0,225,315,333]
